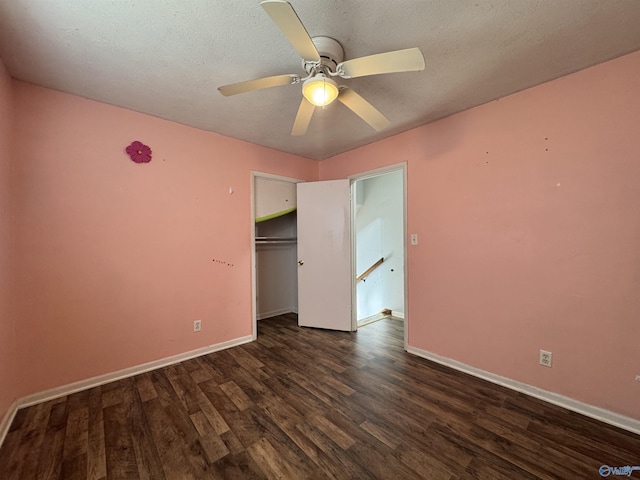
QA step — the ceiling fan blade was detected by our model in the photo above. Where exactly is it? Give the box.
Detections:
[338,88,390,131]
[337,47,425,79]
[291,97,315,136]
[261,0,321,62]
[218,74,299,96]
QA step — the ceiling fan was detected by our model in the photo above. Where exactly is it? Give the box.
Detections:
[218,0,426,136]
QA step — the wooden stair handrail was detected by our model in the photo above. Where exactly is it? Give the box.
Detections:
[357,257,384,282]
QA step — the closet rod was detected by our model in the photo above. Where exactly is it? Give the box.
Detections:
[255,236,297,244]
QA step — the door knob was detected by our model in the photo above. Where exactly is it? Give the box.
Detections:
[298,260,304,265]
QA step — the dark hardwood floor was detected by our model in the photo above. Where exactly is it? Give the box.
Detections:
[1,313,639,479]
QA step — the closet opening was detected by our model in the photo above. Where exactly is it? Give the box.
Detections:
[252,173,301,338]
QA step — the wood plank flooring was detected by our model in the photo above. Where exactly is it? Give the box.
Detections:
[1,313,639,479]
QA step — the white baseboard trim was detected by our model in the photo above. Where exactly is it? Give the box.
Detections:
[0,399,18,448]
[358,311,404,326]
[256,308,295,321]
[357,313,386,326]
[406,345,640,436]
[18,335,254,410]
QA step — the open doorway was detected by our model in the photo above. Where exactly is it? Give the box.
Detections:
[352,165,406,335]
[251,166,406,343]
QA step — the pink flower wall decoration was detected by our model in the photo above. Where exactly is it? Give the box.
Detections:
[126,141,152,163]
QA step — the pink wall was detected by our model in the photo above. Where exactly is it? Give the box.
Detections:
[320,51,640,420]
[6,49,640,424]
[12,82,317,398]
[0,57,16,421]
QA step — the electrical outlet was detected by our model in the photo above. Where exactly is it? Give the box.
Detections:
[410,234,419,245]
[539,350,552,367]
[194,320,202,332]
[635,375,640,382]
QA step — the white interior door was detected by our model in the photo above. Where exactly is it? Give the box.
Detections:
[297,180,353,331]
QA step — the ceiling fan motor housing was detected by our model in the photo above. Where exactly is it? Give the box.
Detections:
[303,36,345,74]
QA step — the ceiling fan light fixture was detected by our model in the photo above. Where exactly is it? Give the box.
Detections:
[302,74,339,107]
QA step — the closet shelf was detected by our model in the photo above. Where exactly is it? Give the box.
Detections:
[255,207,297,223]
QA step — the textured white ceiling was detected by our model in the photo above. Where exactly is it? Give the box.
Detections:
[1,1,640,160]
